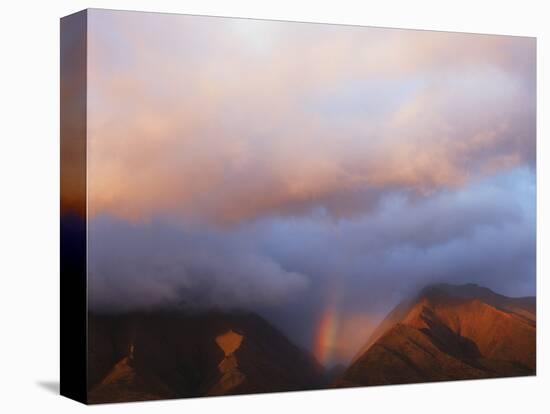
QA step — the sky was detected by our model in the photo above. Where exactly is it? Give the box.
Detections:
[85,9,536,367]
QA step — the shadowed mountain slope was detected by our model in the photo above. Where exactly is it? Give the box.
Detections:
[87,310,323,404]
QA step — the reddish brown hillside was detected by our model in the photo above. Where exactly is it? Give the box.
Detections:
[337,284,535,387]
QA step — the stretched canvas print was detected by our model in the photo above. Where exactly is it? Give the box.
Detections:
[60,9,536,404]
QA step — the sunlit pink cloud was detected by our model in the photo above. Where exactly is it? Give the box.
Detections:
[86,10,535,225]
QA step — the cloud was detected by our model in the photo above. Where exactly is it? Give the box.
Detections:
[88,217,310,311]
[86,10,535,225]
[83,11,536,363]
[60,15,86,216]
[88,167,535,362]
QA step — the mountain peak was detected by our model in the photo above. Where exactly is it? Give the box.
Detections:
[338,283,535,387]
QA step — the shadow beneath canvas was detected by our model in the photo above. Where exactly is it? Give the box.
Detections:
[36,380,60,395]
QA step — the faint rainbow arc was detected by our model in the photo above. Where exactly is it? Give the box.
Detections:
[314,293,340,366]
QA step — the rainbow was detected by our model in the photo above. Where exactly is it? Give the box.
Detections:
[314,300,339,366]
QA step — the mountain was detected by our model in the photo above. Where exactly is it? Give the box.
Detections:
[86,283,535,402]
[337,283,536,387]
[87,310,323,404]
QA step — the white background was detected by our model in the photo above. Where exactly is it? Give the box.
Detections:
[0,0,547,412]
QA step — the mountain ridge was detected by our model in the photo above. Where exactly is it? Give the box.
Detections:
[86,283,535,403]
[337,283,536,387]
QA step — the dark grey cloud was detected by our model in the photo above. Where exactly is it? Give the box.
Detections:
[88,167,535,358]
[88,219,309,311]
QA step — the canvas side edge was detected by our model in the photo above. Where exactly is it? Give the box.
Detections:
[60,9,88,405]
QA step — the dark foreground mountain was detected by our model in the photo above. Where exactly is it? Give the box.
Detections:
[336,283,536,387]
[88,310,323,404]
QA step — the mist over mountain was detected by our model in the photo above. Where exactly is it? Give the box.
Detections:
[87,167,535,364]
